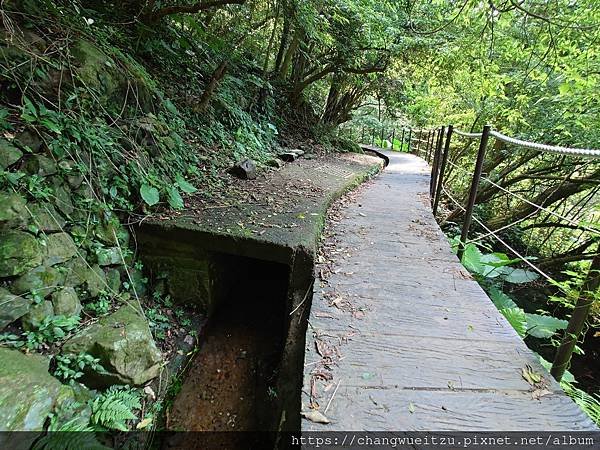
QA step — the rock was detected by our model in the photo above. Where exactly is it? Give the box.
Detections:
[62,256,89,287]
[96,247,122,266]
[14,129,42,152]
[303,153,316,160]
[0,288,32,330]
[266,158,283,169]
[27,203,66,232]
[0,230,42,277]
[67,173,84,189]
[86,264,107,297]
[63,304,163,387]
[21,300,54,330]
[96,220,129,246]
[51,287,81,317]
[0,139,23,169]
[289,148,305,156]
[43,232,78,265]
[10,265,63,298]
[24,154,57,177]
[228,159,257,180]
[129,267,147,296]
[0,348,88,447]
[106,268,121,293]
[278,152,297,162]
[0,193,28,230]
[53,184,75,216]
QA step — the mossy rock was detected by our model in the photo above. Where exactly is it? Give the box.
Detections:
[14,129,43,153]
[0,138,23,169]
[27,203,66,232]
[0,287,32,330]
[96,247,122,266]
[105,268,121,293]
[24,154,57,177]
[10,265,63,298]
[0,193,28,230]
[21,300,54,330]
[0,348,90,445]
[51,287,82,317]
[63,304,162,387]
[53,184,75,216]
[0,230,42,277]
[43,232,78,266]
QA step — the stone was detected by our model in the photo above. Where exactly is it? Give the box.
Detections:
[106,268,121,293]
[86,264,107,297]
[63,304,163,387]
[67,173,84,189]
[96,247,122,266]
[266,158,283,169]
[95,221,129,246]
[0,348,89,448]
[10,265,63,298]
[290,148,305,156]
[0,230,42,277]
[228,159,257,180]
[278,152,297,162]
[51,287,81,317]
[14,129,42,153]
[24,154,57,177]
[27,203,66,232]
[0,192,28,230]
[0,139,23,169]
[129,267,147,296]
[0,287,32,330]
[53,184,75,216]
[0,349,59,432]
[43,232,78,265]
[21,300,54,330]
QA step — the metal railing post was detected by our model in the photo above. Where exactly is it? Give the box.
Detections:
[425,131,432,160]
[457,125,491,260]
[407,128,412,153]
[551,249,600,381]
[415,130,421,154]
[433,125,453,216]
[380,126,385,145]
[400,129,405,152]
[391,129,396,150]
[430,126,445,198]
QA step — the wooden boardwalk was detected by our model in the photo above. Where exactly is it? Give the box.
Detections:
[302,150,596,431]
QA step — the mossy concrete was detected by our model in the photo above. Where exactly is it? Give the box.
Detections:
[135,152,383,435]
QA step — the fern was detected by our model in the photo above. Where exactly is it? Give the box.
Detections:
[562,382,600,426]
[90,386,141,431]
[33,419,109,450]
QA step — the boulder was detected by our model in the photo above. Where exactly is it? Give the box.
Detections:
[63,304,163,387]
[10,265,63,298]
[0,288,32,330]
[14,129,42,153]
[106,268,121,293]
[27,203,65,232]
[24,154,57,177]
[0,139,23,169]
[63,260,106,297]
[21,300,54,330]
[43,232,78,265]
[0,348,88,447]
[0,230,42,277]
[51,287,81,317]
[53,184,75,216]
[228,159,257,180]
[96,247,122,266]
[0,193,28,230]
[86,264,107,297]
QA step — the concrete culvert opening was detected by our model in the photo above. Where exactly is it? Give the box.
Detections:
[167,253,291,447]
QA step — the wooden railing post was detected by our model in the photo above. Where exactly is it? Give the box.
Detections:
[551,249,600,381]
[433,125,453,216]
[457,125,491,260]
[430,126,445,198]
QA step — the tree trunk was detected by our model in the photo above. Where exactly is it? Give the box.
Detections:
[195,60,228,112]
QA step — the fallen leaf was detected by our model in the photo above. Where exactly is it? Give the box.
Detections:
[301,410,330,424]
[521,364,543,386]
[136,417,153,429]
[144,386,156,401]
[408,402,415,413]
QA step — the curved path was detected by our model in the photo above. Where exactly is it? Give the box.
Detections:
[302,150,596,430]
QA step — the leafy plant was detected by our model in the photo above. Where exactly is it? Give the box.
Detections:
[33,418,109,450]
[90,385,141,431]
[53,352,106,384]
[23,315,80,349]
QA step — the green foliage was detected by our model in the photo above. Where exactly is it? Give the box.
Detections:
[140,184,160,207]
[90,385,141,431]
[33,419,109,450]
[562,381,600,426]
[24,315,80,350]
[52,352,106,384]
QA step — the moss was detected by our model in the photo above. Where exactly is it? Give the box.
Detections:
[0,230,42,277]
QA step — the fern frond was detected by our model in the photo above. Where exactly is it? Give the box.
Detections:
[90,385,141,431]
[33,419,109,450]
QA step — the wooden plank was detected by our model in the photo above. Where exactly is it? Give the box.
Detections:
[303,150,597,431]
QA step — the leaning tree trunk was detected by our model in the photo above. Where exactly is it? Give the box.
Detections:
[195,60,228,112]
